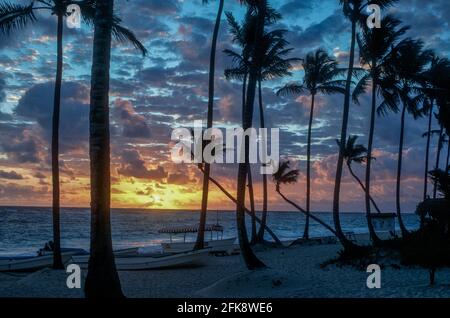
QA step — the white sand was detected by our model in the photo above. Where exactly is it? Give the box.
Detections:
[1,240,450,298]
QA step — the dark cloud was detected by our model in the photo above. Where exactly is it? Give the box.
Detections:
[113,99,151,139]
[117,149,167,180]
[0,170,24,180]
[15,81,90,153]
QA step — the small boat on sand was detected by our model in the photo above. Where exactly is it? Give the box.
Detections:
[158,224,236,254]
[0,248,87,272]
[70,248,210,271]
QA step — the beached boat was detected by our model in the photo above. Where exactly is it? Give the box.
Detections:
[161,237,236,254]
[70,248,210,270]
[0,248,87,272]
[158,224,236,254]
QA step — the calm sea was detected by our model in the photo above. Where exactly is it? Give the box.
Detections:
[0,207,420,256]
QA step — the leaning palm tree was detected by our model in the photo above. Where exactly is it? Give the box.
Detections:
[378,38,432,237]
[421,55,450,199]
[353,15,407,242]
[334,0,399,250]
[84,0,124,298]
[224,10,298,243]
[194,0,225,250]
[0,0,146,269]
[272,160,339,237]
[277,49,346,239]
[339,135,382,214]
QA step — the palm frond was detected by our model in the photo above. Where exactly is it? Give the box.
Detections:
[0,2,37,35]
[276,83,304,96]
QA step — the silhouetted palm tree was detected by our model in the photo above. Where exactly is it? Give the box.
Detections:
[334,0,398,250]
[247,167,258,243]
[234,0,270,269]
[84,0,146,298]
[353,15,407,242]
[378,38,432,237]
[277,49,346,239]
[0,0,146,269]
[225,9,298,243]
[421,55,450,199]
[272,160,339,237]
[194,0,225,250]
[338,135,381,213]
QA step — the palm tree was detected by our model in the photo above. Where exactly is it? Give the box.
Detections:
[277,49,346,239]
[84,0,124,298]
[433,114,450,198]
[378,38,432,237]
[194,0,225,250]
[233,0,270,269]
[247,166,258,243]
[334,0,398,250]
[421,55,450,199]
[272,160,339,237]
[353,15,407,242]
[224,9,298,243]
[199,163,283,245]
[0,0,146,269]
[339,135,382,213]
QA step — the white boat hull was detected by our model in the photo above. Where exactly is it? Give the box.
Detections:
[161,237,236,254]
[0,251,79,272]
[71,249,210,271]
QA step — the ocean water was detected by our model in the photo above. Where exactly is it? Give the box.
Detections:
[0,207,420,256]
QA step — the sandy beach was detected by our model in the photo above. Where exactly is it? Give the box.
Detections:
[1,237,450,298]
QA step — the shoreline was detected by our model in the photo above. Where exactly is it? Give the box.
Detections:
[1,235,449,298]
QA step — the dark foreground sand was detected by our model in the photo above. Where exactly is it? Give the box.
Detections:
[1,238,450,298]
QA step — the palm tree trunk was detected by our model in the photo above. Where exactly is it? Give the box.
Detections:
[332,20,358,249]
[195,0,224,250]
[433,124,444,198]
[235,3,266,270]
[348,163,382,215]
[276,189,338,237]
[446,140,450,173]
[247,166,257,244]
[365,79,380,243]
[396,103,408,237]
[304,93,315,239]
[198,166,282,245]
[85,0,124,299]
[51,12,64,270]
[256,79,268,242]
[423,100,434,200]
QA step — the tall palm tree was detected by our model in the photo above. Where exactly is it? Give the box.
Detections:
[277,49,346,239]
[353,15,407,242]
[0,0,146,269]
[334,0,398,250]
[194,0,225,250]
[338,135,382,213]
[224,10,298,243]
[84,0,124,298]
[272,160,339,237]
[421,55,450,199]
[378,38,432,237]
[234,0,270,269]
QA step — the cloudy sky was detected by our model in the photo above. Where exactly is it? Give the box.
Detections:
[0,0,449,212]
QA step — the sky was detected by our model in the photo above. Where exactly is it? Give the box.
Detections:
[0,0,449,212]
